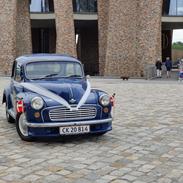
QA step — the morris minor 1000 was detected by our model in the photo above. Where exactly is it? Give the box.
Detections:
[3,54,113,141]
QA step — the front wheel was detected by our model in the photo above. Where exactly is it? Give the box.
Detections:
[5,103,15,123]
[16,113,33,141]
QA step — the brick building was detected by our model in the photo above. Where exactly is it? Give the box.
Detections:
[0,0,182,77]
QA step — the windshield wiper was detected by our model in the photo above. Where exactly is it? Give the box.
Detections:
[67,75,82,78]
[44,73,59,78]
[31,74,59,80]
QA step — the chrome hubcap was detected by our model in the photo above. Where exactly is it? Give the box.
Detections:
[19,113,28,136]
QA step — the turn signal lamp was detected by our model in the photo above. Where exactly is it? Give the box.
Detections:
[103,107,109,113]
[16,100,24,113]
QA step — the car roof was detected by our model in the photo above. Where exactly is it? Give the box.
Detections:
[16,54,81,65]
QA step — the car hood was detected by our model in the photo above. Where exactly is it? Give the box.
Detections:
[25,78,91,104]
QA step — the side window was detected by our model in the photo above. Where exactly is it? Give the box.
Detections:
[11,61,16,78]
[14,64,22,82]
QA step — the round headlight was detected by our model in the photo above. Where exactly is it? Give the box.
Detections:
[99,94,110,106]
[31,97,44,110]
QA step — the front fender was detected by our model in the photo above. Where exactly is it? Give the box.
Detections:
[16,92,43,123]
[89,89,112,119]
[2,87,12,108]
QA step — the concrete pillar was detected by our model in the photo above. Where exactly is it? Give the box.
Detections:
[137,0,163,76]
[104,0,138,77]
[98,0,109,76]
[0,0,17,75]
[54,0,77,57]
[16,0,32,57]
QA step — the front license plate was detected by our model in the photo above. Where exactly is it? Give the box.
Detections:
[59,125,90,135]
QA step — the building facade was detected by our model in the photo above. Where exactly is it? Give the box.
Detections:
[0,0,181,77]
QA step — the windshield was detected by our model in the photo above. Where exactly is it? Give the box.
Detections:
[25,61,84,80]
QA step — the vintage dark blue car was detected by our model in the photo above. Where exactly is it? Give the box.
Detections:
[3,54,113,141]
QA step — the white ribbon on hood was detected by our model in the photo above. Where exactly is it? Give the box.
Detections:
[76,80,91,109]
[21,80,91,111]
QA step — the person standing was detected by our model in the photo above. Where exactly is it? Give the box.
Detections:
[155,58,162,78]
[178,59,183,82]
[165,57,172,78]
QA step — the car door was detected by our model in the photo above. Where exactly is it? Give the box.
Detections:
[10,61,23,114]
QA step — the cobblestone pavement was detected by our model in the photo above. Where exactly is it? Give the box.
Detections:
[1,77,183,183]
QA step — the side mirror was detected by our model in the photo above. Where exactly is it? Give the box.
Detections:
[86,75,90,80]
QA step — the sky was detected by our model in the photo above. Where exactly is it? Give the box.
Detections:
[173,29,183,43]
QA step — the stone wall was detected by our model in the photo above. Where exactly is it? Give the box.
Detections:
[0,0,163,77]
[98,0,163,77]
[54,0,77,57]
[16,0,32,57]
[0,0,32,75]
[137,0,163,77]
[0,0,17,75]
[104,0,138,77]
[98,0,109,76]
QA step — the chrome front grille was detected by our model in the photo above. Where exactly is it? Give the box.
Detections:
[49,105,97,121]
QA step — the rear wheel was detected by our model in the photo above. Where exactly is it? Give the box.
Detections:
[16,113,33,141]
[5,103,15,123]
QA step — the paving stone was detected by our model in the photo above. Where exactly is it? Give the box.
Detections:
[122,174,137,181]
[102,175,116,181]
[0,78,183,182]
[2,173,22,181]
[158,177,172,183]
[36,170,52,176]
[23,174,41,182]
[167,169,183,179]
[111,180,129,183]
[138,165,155,173]
[57,169,72,176]
[6,166,23,172]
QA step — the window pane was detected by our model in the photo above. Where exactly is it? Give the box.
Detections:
[169,0,177,15]
[30,0,53,12]
[80,0,88,12]
[164,0,183,16]
[15,64,22,82]
[177,0,183,15]
[30,0,42,12]
[73,0,97,13]
[88,0,95,12]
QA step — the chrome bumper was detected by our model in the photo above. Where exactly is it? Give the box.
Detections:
[25,118,112,128]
